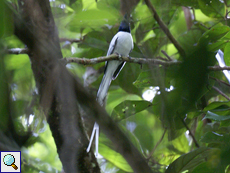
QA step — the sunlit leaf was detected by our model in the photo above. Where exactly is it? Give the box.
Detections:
[99,143,133,172]
[67,9,118,32]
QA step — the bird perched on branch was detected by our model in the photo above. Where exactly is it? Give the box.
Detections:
[86,15,134,157]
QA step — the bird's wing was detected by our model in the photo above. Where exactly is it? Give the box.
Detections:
[104,35,119,74]
[107,34,119,56]
[112,61,126,80]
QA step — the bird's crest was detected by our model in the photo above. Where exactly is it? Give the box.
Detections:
[118,14,131,33]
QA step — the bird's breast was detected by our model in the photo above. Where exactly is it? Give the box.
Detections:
[114,32,133,57]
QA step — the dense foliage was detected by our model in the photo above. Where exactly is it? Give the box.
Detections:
[2,0,230,172]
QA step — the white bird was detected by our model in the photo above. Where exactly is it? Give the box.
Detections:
[86,16,134,157]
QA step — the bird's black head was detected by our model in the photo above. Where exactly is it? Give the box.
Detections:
[118,15,131,33]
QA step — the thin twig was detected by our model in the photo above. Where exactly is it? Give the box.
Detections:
[147,128,167,160]
[212,86,230,100]
[208,66,230,71]
[144,0,186,57]
[161,50,173,61]
[156,56,169,61]
[180,117,200,148]
[224,0,230,8]
[209,76,230,88]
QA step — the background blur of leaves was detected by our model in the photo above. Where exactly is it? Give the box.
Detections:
[2,0,230,172]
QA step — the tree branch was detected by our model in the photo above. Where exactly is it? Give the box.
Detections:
[8,49,230,71]
[209,76,230,88]
[7,48,29,54]
[161,50,173,61]
[182,6,193,30]
[212,86,230,100]
[6,48,181,66]
[180,117,200,148]
[144,0,186,57]
[65,54,181,66]
[208,65,230,71]
[6,38,82,54]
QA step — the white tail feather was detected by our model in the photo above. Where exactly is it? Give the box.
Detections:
[86,66,114,156]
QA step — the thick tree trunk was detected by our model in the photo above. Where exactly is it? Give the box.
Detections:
[14,0,100,172]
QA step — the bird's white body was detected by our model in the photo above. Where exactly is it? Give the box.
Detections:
[87,26,133,157]
[107,31,133,57]
[97,31,133,105]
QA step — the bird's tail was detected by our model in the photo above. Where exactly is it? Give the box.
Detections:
[96,69,114,106]
[86,69,113,156]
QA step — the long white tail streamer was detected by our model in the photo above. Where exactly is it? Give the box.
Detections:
[86,122,99,157]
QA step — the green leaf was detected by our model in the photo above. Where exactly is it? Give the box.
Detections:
[111,100,152,121]
[174,45,216,111]
[198,0,225,18]
[172,0,199,7]
[191,147,230,173]
[0,2,13,38]
[165,147,213,173]
[198,26,230,46]
[133,70,157,88]
[67,9,118,32]
[133,67,169,88]
[97,159,125,173]
[133,71,153,88]
[204,111,230,121]
[116,62,141,96]
[77,30,108,57]
[224,42,230,66]
[200,131,230,144]
[99,143,133,172]
[133,125,153,151]
[201,132,219,144]
[203,101,230,112]
[226,0,230,6]
[178,29,202,54]
[190,161,216,173]
[207,40,228,52]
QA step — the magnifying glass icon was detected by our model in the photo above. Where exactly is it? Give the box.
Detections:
[3,154,18,170]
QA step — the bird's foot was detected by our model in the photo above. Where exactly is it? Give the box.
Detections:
[115,53,123,60]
